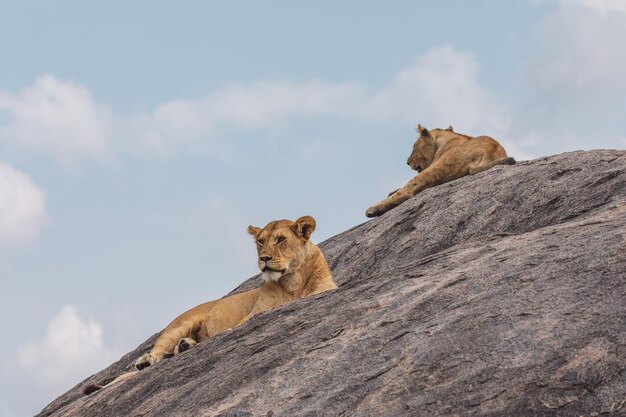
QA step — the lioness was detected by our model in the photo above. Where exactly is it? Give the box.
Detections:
[84,215,336,394]
[365,124,515,217]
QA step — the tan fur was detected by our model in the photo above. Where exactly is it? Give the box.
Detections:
[84,216,336,394]
[366,124,515,217]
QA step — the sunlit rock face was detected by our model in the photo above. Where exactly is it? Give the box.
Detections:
[40,150,626,417]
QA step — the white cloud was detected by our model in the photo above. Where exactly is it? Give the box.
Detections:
[0,76,361,159]
[0,75,113,162]
[129,48,517,154]
[560,0,626,12]
[0,47,511,161]
[518,0,626,154]
[360,45,512,136]
[203,80,361,128]
[126,80,361,155]
[357,45,535,159]
[0,305,121,416]
[529,3,626,99]
[0,163,46,247]
[16,305,119,391]
[0,39,626,159]
[531,0,626,12]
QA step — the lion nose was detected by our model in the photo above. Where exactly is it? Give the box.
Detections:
[259,255,272,262]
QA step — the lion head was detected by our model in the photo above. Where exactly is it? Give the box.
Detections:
[247,216,317,282]
[407,124,455,172]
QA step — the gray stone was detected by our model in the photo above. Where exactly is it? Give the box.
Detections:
[38,150,626,417]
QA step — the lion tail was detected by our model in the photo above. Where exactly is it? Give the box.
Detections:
[83,370,140,395]
[470,156,516,175]
[83,383,104,395]
[497,157,516,166]
[483,157,516,171]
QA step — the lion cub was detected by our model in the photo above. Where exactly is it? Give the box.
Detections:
[84,216,336,394]
[366,125,515,217]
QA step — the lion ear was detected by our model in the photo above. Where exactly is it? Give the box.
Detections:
[446,125,454,132]
[416,124,431,138]
[247,225,261,237]
[293,216,316,240]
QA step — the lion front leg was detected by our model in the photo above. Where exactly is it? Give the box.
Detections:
[134,351,168,370]
[174,338,197,355]
[236,305,264,327]
[134,321,200,369]
[236,314,254,327]
[365,169,442,217]
[235,296,274,327]
[365,188,413,217]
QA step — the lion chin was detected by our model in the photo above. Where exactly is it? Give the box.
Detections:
[262,268,285,282]
[261,266,289,282]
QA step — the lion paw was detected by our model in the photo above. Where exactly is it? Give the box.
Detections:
[134,353,159,370]
[174,338,197,355]
[365,206,381,218]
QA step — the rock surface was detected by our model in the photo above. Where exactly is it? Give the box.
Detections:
[39,150,626,417]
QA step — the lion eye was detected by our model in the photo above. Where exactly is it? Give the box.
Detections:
[257,239,264,245]
[277,236,286,243]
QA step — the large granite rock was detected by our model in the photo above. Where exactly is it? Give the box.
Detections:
[38,150,626,417]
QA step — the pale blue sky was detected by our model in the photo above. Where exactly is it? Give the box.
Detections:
[1,1,625,416]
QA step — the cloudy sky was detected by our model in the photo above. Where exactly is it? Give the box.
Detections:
[1,1,625,415]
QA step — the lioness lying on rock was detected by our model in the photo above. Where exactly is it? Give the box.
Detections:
[366,124,515,217]
[84,215,336,394]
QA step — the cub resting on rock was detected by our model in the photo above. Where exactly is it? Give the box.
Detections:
[365,124,515,217]
[84,215,336,394]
